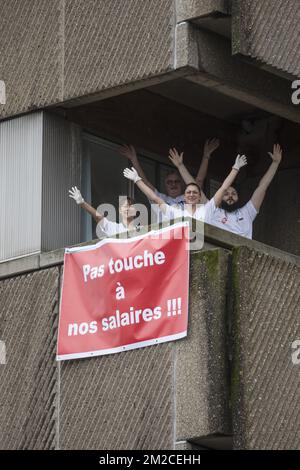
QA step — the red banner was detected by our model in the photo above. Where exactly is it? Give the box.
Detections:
[57,222,189,361]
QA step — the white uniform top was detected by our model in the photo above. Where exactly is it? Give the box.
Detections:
[204,198,258,239]
[155,190,185,207]
[151,190,185,223]
[99,218,141,237]
[161,202,208,222]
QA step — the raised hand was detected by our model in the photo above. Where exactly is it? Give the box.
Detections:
[268,144,282,164]
[203,138,220,159]
[168,147,184,168]
[123,167,142,183]
[69,186,84,204]
[232,154,247,171]
[119,144,137,162]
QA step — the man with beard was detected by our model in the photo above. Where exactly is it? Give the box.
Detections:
[205,144,282,239]
[122,154,247,223]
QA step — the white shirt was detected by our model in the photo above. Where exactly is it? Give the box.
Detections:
[151,190,185,223]
[161,202,208,222]
[155,190,185,207]
[99,218,141,237]
[204,198,258,239]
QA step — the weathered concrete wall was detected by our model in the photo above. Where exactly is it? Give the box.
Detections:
[0,268,59,449]
[59,248,230,449]
[0,0,63,119]
[176,249,231,441]
[188,27,300,124]
[176,0,229,22]
[63,0,174,100]
[0,0,175,119]
[59,340,175,449]
[1,234,299,449]
[1,0,299,126]
[232,0,300,78]
[231,247,300,450]
[0,248,230,449]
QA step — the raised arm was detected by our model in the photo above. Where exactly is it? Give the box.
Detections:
[251,144,282,211]
[168,147,207,204]
[69,187,103,223]
[213,155,247,207]
[168,148,196,185]
[119,144,156,191]
[123,167,166,210]
[196,138,220,188]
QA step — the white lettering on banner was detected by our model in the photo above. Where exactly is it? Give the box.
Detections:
[66,297,182,337]
[83,264,105,282]
[101,306,162,331]
[68,321,98,337]
[108,250,165,274]
[116,282,125,300]
[82,250,166,282]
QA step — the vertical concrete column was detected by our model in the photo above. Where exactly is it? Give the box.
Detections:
[231,247,300,449]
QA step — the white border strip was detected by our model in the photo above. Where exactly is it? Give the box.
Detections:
[56,331,187,361]
[64,221,189,254]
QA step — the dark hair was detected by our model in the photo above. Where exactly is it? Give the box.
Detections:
[184,182,201,193]
[119,195,136,206]
[227,184,240,195]
[119,196,139,219]
[165,170,181,179]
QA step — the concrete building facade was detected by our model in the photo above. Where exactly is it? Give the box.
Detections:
[0,0,299,449]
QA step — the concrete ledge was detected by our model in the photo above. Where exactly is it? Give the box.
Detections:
[204,224,300,266]
[186,28,300,124]
[0,222,299,280]
[0,254,40,280]
[176,0,229,23]
[175,22,200,71]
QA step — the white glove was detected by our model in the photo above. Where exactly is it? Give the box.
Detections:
[232,154,247,171]
[123,167,142,183]
[69,186,84,204]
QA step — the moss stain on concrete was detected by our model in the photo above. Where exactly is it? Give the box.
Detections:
[230,247,243,411]
[198,250,220,282]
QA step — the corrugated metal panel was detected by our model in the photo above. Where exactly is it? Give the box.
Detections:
[232,0,300,78]
[41,113,81,252]
[0,113,43,261]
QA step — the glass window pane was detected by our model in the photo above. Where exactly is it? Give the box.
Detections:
[82,137,129,238]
